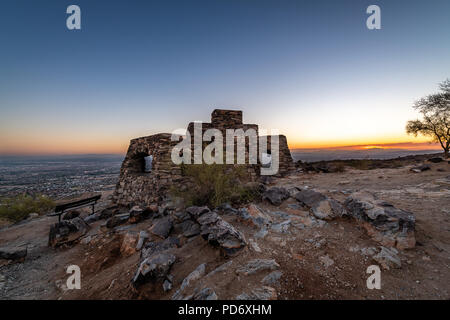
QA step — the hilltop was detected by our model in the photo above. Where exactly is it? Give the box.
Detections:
[0,153,449,299]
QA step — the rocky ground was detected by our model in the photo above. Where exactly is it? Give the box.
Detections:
[0,160,449,300]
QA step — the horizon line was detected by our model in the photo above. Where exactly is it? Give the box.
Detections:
[0,142,443,157]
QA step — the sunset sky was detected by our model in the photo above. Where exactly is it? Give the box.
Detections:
[1,0,449,155]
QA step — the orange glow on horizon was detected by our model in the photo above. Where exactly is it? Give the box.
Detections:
[289,141,442,151]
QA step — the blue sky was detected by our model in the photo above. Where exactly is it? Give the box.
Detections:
[0,0,449,154]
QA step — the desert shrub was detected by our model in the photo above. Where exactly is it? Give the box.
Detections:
[0,194,55,222]
[346,159,372,170]
[171,164,258,208]
[330,162,346,173]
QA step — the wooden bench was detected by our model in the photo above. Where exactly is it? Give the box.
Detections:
[48,194,101,222]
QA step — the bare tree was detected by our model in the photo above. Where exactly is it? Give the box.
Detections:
[406,79,450,158]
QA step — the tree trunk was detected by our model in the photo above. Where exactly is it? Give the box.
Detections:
[445,148,449,159]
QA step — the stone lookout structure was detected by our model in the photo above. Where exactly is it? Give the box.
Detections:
[113,109,294,206]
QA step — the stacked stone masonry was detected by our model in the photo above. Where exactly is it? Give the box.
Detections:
[114,109,295,206]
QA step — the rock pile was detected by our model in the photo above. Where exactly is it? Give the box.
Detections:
[186,206,247,257]
[345,193,415,249]
[48,217,90,248]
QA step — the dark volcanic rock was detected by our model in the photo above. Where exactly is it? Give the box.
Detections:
[176,220,201,238]
[84,213,100,224]
[173,210,191,222]
[105,213,129,229]
[150,217,173,239]
[262,187,289,206]
[0,247,27,261]
[294,189,346,220]
[186,206,210,219]
[48,217,90,247]
[345,193,415,249]
[141,237,180,260]
[187,207,246,256]
[98,206,118,220]
[200,216,246,256]
[428,157,443,163]
[132,252,176,287]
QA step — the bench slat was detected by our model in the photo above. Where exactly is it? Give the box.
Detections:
[54,195,101,213]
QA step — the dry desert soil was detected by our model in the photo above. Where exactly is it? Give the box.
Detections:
[0,161,449,300]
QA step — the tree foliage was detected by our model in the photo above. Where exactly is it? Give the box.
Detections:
[406,79,450,157]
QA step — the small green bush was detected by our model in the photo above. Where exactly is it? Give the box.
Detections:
[172,164,258,208]
[0,194,55,222]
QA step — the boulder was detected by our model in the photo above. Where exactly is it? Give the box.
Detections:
[84,213,99,224]
[172,263,206,299]
[186,206,210,219]
[136,231,149,250]
[48,217,90,248]
[105,213,129,229]
[262,187,289,206]
[150,217,173,239]
[217,203,239,215]
[120,231,138,256]
[294,189,346,220]
[173,210,191,222]
[345,193,415,249]
[0,247,27,261]
[428,157,443,163]
[141,237,180,260]
[176,220,201,238]
[132,252,176,287]
[98,206,118,220]
[234,207,269,229]
[195,210,246,257]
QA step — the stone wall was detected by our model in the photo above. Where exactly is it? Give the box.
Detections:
[114,110,295,206]
[265,135,296,175]
[113,133,184,206]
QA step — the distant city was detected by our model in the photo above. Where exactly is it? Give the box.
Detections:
[0,155,123,199]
